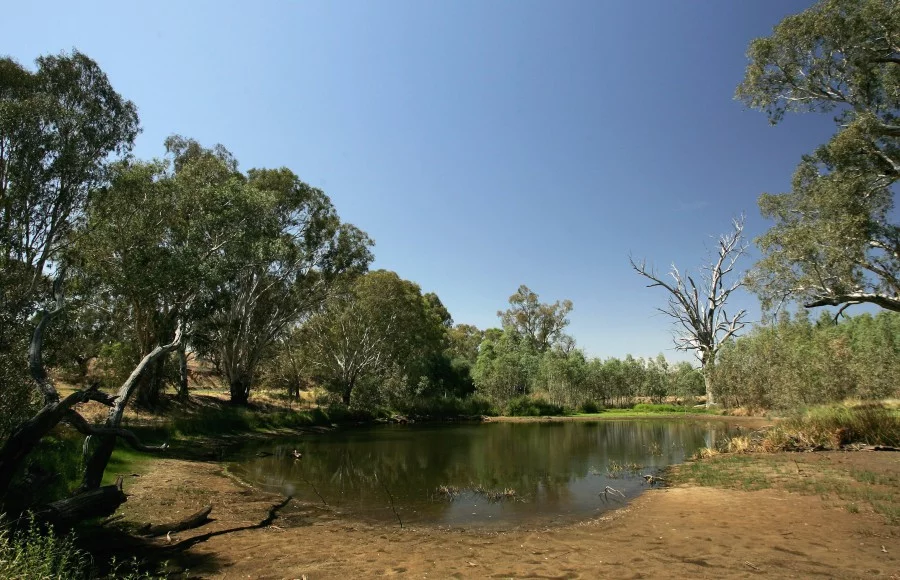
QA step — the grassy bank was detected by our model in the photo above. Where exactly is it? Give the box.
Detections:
[711,404,899,454]
[671,453,900,525]
[670,404,900,527]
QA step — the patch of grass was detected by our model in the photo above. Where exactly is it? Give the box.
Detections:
[0,514,171,579]
[672,453,899,526]
[5,431,84,512]
[0,515,89,579]
[672,455,773,491]
[101,446,155,487]
[873,501,900,525]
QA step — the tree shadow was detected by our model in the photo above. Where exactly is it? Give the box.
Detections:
[76,496,298,578]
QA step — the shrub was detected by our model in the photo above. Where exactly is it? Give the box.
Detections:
[398,395,497,419]
[506,396,567,417]
[0,516,89,580]
[632,403,701,414]
[579,400,603,414]
[761,404,900,451]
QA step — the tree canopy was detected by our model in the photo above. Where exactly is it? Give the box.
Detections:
[739,0,900,314]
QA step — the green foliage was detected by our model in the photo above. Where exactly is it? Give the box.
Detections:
[631,403,699,414]
[579,400,603,414]
[3,432,84,513]
[739,0,900,313]
[505,396,567,417]
[296,270,447,406]
[0,516,89,580]
[498,285,573,353]
[397,395,497,419]
[714,310,900,409]
[0,49,138,432]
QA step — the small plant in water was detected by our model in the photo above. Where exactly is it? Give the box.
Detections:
[434,485,461,501]
[484,488,518,503]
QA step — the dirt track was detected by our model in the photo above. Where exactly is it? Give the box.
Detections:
[113,450,899,579]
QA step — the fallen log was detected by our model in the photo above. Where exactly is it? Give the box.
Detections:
[139,505,213,537]
[38,483,127,529]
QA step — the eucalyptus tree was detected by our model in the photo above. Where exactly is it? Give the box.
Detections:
[297,270,446,406]
[0,51,173,504]
[194,168,373,405]
[630,218,749,406]
[739,0,900,314]
[498,285,573,353]
[73,138,256,407]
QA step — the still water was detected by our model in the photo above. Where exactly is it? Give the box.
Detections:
[231,420,732,527]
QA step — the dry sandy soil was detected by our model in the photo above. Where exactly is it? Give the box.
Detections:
[106,449,899,580]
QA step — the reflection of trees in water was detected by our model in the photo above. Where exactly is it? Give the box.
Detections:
[235,421,731,520]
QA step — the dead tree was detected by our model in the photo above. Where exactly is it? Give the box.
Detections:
[0,274,183,505]
[630,217,748,407]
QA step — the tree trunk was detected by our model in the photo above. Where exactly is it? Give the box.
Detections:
[177,343,189,400]
[80,435,116,490]
[702,362,715,408]
[230,378,251,405]
[38,482,127,530]
[135,357,166,409]
[80,326,183,492]
[341,379,355,406]
[0,394,89,499]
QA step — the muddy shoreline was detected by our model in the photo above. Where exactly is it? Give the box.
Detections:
[102,431,899,579]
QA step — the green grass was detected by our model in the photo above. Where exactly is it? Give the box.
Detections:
[0,514,170,579]
[101,447,155,487]
[673,455,774,491]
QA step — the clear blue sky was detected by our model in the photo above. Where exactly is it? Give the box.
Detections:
[6,0,835,361]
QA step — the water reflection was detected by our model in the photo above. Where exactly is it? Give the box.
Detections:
[231,420,732,527]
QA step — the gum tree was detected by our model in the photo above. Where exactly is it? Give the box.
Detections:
[738,0,900,315]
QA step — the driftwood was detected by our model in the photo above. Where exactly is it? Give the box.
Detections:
[139,505,213,537]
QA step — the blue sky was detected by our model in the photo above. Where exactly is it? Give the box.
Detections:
[6,0,834,361]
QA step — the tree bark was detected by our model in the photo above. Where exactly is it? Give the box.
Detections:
[0,388,105,499]
[341,379,355,406]
[134,357,166,409]
[80,325,183,491]
[37,482,127,530]
[229,378,251,406]
[177,343,189,400]
[702,362,715,408]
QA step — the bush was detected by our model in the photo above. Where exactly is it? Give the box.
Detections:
[0,516,89,580]
[631,403,701,414]
[506,396,567,417]
[398,395,497,419]
[579,401,603,414]
[761,404,900,451]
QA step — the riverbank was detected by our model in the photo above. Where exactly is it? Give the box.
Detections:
[97,448,898,579]
[486,413,773,429]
